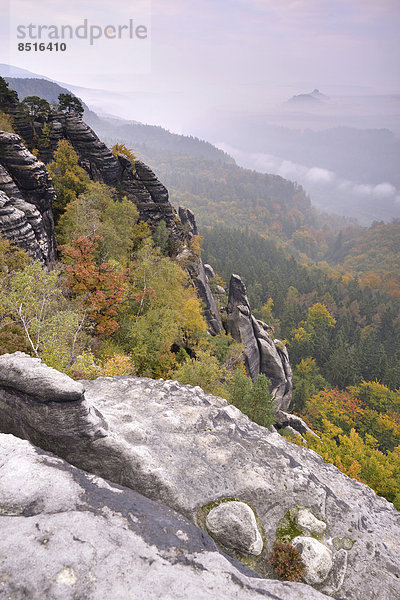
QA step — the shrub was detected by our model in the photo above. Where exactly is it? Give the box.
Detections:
[268,540,306,582]
[228,370,276,428]
[0,111,15,133]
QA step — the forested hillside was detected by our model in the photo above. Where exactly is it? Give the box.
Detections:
[1,76,399,511]
[332,221,400,298]
[202,227,400,391]
[202,226,400,507]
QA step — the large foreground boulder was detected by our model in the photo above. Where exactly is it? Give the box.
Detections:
[0,433,330,600]
[0,353,399,599]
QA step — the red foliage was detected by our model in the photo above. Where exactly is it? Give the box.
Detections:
[269,541,306,582]
[61,236,128,336]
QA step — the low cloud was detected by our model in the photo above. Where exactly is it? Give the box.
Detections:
[217,142,400,217]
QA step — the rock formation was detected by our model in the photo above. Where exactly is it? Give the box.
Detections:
[0,132,57,265]
[226,274,293,411]
[0,352,399,600]
[0,93,222,332]
[178,206,223,334]
[0,433,330,600]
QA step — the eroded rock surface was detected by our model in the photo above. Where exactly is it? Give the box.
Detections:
[0,354,399,599]
[296,508,327,537]
[177,207,222,334]
[291,537,333,585]
[205,501,263,556]
[0,433,331,600]
[0,132,57,264]
[0,107,222,333]
[0,352,84,402]
[226,274,292,409]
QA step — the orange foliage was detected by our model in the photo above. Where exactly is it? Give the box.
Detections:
[61,235,128,336]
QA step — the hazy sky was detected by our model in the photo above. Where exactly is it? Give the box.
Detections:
[2,0,400,129]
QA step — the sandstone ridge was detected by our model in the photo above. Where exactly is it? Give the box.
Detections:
[0,352,399,600]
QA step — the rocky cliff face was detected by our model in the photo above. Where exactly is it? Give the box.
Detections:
[178,206,223,334]
[14,111,188,249]
[226,274,293,411]
[0,100,221,332]
[0,132,57,265]
[0,352,399,600]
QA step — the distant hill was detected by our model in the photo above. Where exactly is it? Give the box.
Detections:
[287,89,329,104]
[0,64,53,80]
[88,115,233,163]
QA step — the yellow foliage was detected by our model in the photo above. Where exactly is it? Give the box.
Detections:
[0,112,15,133]
[111,143,136,170]
[190,234,203,257]
[100,353,135,377]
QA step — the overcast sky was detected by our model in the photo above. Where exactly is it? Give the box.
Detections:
[2,0,400,129]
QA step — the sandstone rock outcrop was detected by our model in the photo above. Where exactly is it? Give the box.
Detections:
[15,111,187,248]
[0,351,85,402]
[0,352,399,600]
[0,132,57,264]
[0,101,222,332]
[0,433,331,600]
[178,206,223,334]
[226,274,292,410]
[204,263,216,279]
[296,508,327,537]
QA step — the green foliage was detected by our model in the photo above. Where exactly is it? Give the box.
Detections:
[291,358,329,413]
[115,239,207,378]
[0,111,15,133]
[289,303,336,367]
[111,143,136,172]
[58,93,84,116]
[253,298,280,335]
[0,237,32,353]
[153,153,333,247]
[202,227,400,393]
[0,259,87,371]
[208,333,242,367]
[47,139,90,223]
[152,220,170,255]
[295,383,400,508]
[0,77,18,112]
[173,349,225,396]
[353,380,400,414]
[268,541,306,582]
[37,121,52,149]
[19,96,51,119]
[69,350,100,379]
[338,221,400,299]
[57,182,145,262]
[302,385,400,453]
[228,370,276,428]
[0,236,31,273]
